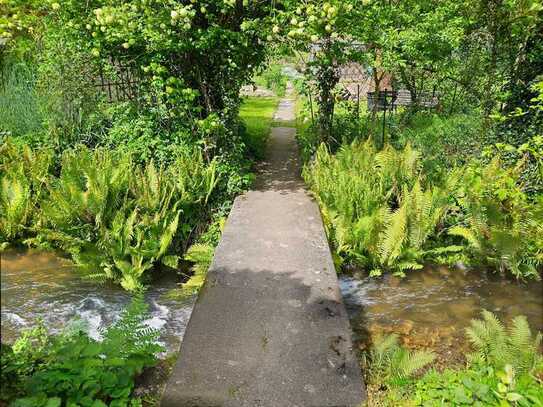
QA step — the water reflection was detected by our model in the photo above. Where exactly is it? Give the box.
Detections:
[1,249,194,354]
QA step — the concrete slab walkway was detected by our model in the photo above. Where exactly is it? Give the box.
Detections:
[161,94,365,407]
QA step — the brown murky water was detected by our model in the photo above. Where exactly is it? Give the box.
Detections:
[340,266,543,365]
[2,249,542,362]
[1,249,195,354]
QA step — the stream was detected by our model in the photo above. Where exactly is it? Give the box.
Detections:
[340,265,542,364]
[1,249,195,354]
[1,250,542,362]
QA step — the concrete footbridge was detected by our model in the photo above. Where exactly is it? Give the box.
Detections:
[161,93,365,407]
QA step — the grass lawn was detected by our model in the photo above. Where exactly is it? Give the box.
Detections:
[239,96,279,159]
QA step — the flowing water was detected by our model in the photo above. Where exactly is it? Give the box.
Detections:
[1,249,195,354]
[339,265,543,363]
[2,250,542,361]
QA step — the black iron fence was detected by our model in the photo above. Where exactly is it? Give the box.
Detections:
[95,58,142,103]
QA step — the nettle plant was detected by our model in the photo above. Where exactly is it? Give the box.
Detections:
[40,0,274,155]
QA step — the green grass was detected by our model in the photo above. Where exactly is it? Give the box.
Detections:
[239,96,279,159]
[0,63,44,138]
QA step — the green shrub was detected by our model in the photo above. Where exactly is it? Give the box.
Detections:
[1,296,162,406]
[0,142,52,244]
[304,139,542,279]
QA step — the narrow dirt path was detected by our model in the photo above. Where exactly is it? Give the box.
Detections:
[161,89,365,407]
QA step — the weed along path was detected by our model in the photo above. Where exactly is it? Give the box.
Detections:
[161,91,365,407]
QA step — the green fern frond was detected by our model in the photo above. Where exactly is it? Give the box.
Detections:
[379,204,408,265]
[466,310,541,374]
[449,225,482,250]
[397,349,436,379]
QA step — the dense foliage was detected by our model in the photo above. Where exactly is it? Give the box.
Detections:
[1,297,162,406]
[365,311,543,406]
[0,140,218,290]
[0,0,283,290]
[277,0,542,147]
[304,140,543,278]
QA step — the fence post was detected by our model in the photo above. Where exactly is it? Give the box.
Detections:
[382,88,388,148]
[356,84,360,138]
[308,90,315,125]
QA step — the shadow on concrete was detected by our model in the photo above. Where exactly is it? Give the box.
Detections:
[161,266,366,407]
[253,126,306,194]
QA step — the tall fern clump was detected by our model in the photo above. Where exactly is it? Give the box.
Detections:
[304,139,542,279]
[36,147,218,291]
[465,310,542,375]
[0,141,52,247]
[0,140,218,291]
[304,140,456,276]
[449,156,543,279]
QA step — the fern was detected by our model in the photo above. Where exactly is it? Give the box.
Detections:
[102,295,162,358]
[0,141,52,241]
[367,333,436,384]
[466,310,542,374]
[305,141,454,277]
[0,142,219,291]
[379,205,408,266]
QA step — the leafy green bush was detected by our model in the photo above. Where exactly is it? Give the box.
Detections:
[1,296,162,406]
[466,310,542,374]
[304,139,542,279]
[0,142,52,244]
[449,155,543,279]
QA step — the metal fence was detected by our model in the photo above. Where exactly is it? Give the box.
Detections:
[95,58,142,103]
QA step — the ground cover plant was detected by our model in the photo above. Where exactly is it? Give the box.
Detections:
[363,311,543,406]
[0,296,162,407]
